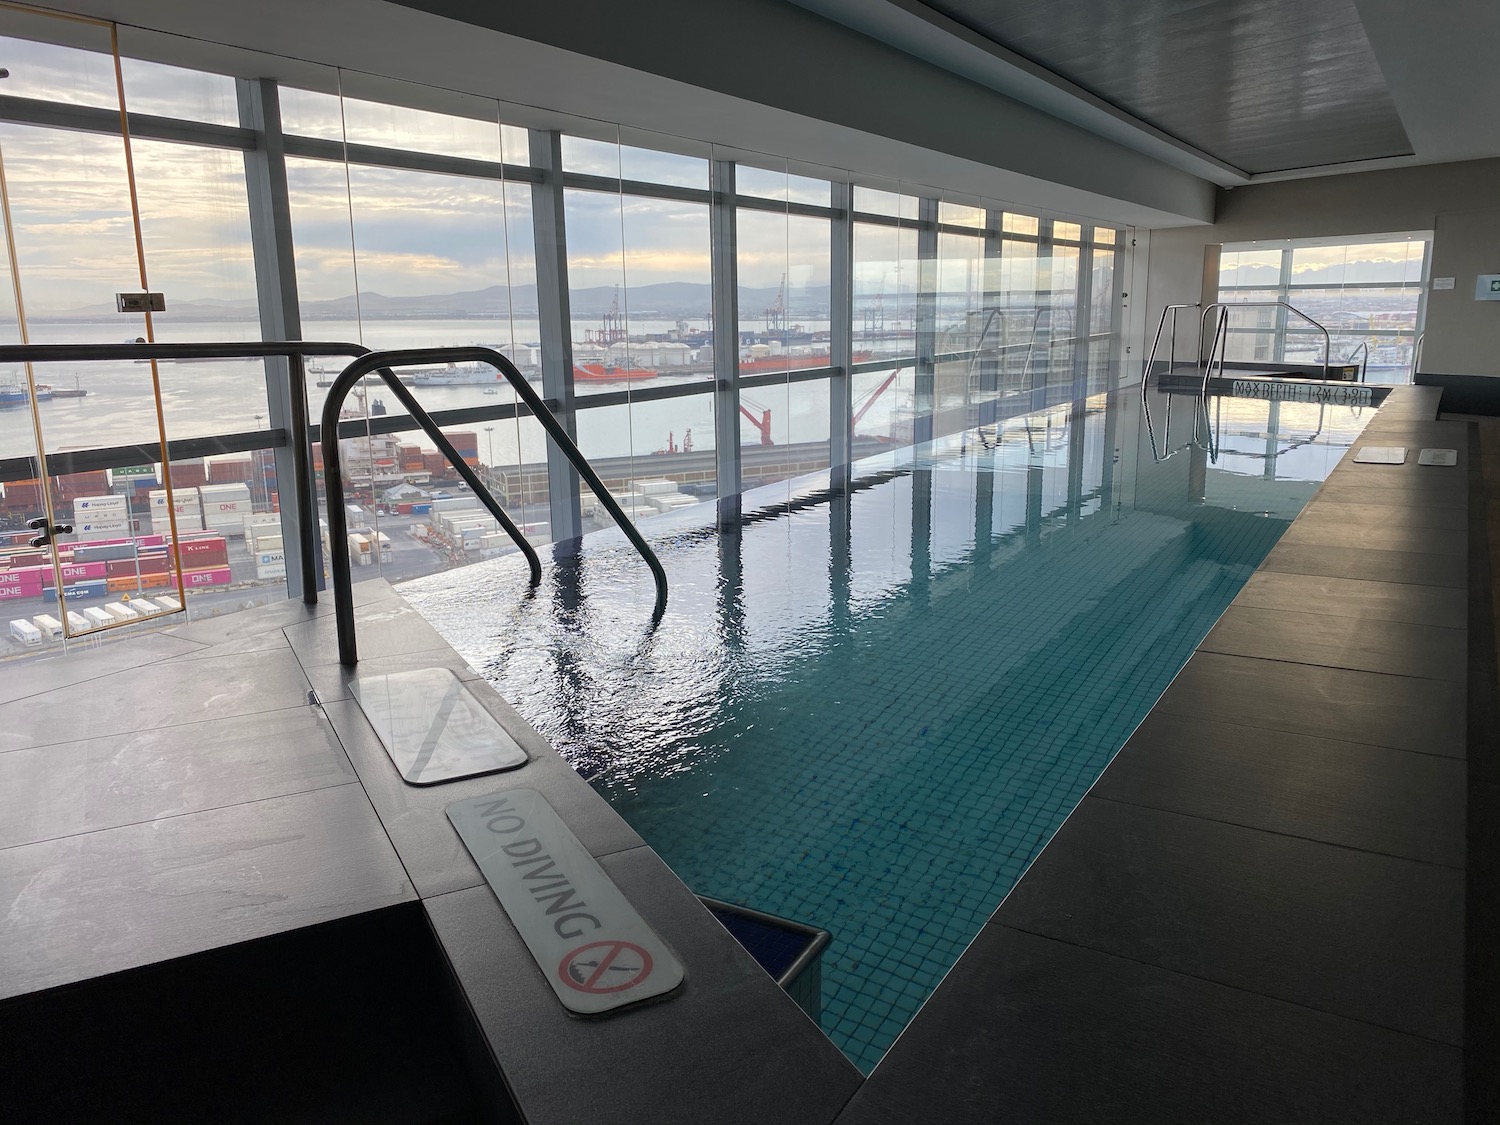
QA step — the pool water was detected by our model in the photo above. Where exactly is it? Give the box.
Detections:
[402,386,1373,1072]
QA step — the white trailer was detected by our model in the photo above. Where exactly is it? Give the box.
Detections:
[9,619,42,646]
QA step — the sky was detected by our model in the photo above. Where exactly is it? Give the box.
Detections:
[0,29,1106,322]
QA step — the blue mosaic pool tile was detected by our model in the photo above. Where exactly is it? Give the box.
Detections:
[405,391,1372,1074]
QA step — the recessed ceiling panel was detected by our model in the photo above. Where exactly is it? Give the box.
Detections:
[922,0,1413,173]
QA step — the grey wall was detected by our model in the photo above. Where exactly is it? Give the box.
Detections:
[1142,157,1500,380]
[1425,208,1500,377]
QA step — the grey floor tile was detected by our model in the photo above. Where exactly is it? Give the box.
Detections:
[322,694,642,898]
[0,783,413,1000]
[838,926,1459,1125]
[1200,604,1467,681]
[426,848,861,1125]
[1299,499,1469,532]
[283,598,451,667]
[1232,571,1468,628]
[1261,539,1466,588]
[1311,478,1469,509]
[0,703,357,850]
[993,797,1464,1044]
[1279,518,1466,558]
[1155,651,1464,756]
[0,647,314,752]
[1093,711,1466,867]
[0,632,206,706]
[302,645,483,703]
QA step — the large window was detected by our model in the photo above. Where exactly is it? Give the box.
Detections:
[1218,235,1429,383]
[0,17,1127,651]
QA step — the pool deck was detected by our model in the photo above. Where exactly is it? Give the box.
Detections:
[0,384,1488,1122]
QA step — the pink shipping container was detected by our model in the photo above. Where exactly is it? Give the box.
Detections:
[0,582,39,600]
[59,561,107,581]
[181,566,231,587]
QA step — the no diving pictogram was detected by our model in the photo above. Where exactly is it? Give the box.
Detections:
[559,940,654,995]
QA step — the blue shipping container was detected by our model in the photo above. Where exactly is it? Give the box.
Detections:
[411,504,431,514]
[43,579,108,602]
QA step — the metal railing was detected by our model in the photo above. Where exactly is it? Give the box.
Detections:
[321,347,669,667]
[1344,340,1369,383]
[1140,302,1201,389]
[0,339,356,606]
[1198,301,1332,380]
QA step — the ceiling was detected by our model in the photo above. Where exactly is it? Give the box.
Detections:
[787,0,1500,184]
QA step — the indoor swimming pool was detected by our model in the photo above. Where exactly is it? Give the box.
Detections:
[401,385,1375,1072]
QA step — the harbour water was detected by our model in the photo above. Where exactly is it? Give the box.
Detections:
[0,316,905,470]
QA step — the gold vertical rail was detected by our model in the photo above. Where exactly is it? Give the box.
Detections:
[109,20,188,620]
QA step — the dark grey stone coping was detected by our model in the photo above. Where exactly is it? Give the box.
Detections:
[840,383,1470,1124]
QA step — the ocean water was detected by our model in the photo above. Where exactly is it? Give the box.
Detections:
[398,386,1371,1071]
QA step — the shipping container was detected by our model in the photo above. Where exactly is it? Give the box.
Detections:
[103,602,138,621]
[162,459,209,488]
[42,579,108,602]
[73,494,129,513]
[65,611,89,631]
[0,583,38,601]
[107,576,144,594]
[243,512,280,539]
[176,537,230,568]
[9,619,42,646]
[30,614,63,639]
[208,457,254,484]
[129,598,161,615]
[181,566,231,588]
[59,561,108,581]
[82,606,114,628]
[73,543,137,564]
[155,595,182,613]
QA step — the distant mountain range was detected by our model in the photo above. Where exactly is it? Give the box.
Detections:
[31,282,838,322]
[1219,261,1423,286]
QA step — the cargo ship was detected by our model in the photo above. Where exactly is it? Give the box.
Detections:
[1,382,53,407]
[574,363,658,382]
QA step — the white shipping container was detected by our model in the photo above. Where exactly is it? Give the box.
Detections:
[103,602,138,620]
[77,519,131,542]
[251,532,284,554]
[74,494,128,513]
[155,595,182,613]
[31,614,64,639]
[150,488,202,509]
[198,483,252,501]
[82,607,114,628]
[634,478,679,497]
[9,619,42,646]
[130,598,160,615]
[650,494,698,513]
[242,513,279,538]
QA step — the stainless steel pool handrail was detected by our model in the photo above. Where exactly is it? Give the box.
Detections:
[1199,301,1332,380]
[1345,340,1369,383]
[321,346,669,667]
[1140,302,1202,390]
[0,339,372,605]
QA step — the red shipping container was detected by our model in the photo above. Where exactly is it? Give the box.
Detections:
[177,538,229,568]
[210,457,254,484]
[165,459,209,488]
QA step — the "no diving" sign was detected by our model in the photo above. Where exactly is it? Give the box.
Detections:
[447,789,684,1015]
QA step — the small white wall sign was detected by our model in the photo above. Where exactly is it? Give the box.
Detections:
[1432,277,1455,290]
[1476,275,1500,301]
